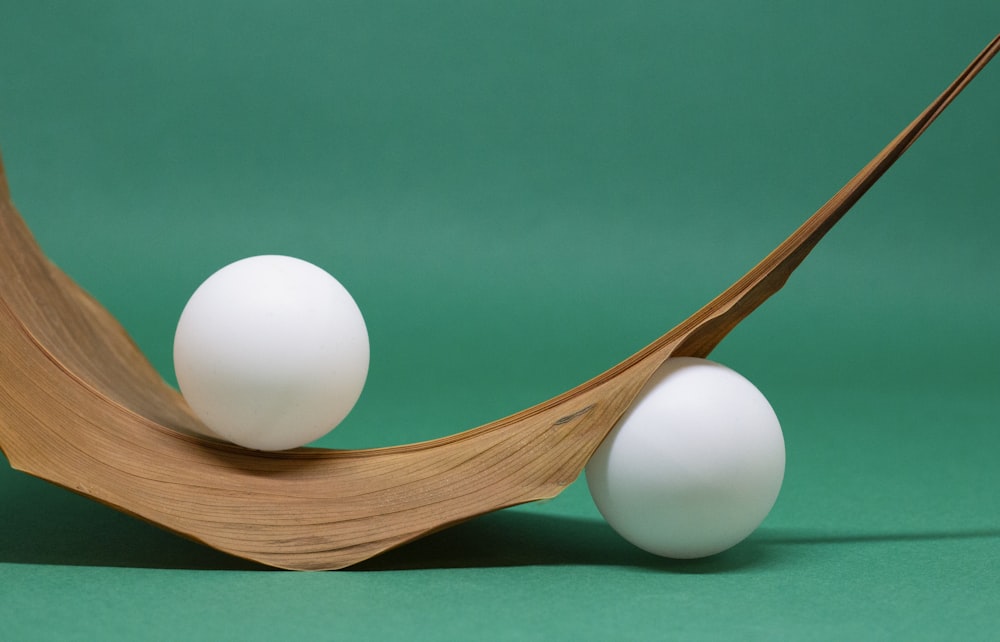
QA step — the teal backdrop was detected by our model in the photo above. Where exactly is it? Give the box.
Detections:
[1,2,998,639]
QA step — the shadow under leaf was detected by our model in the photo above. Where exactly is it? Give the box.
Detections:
[5,465,995,573]
[0,467,265,571]
[1,465,763,572]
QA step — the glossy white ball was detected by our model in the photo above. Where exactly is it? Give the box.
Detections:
[586,357,784,558]
[174,255,369,451]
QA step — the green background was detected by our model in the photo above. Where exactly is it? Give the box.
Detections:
[2,1,999,639]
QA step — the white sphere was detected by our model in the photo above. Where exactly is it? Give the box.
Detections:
[174,255,369,451]
[586,357,784,558]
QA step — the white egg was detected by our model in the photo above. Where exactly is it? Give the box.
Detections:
[173,255,369,451]
[586,357,784,558]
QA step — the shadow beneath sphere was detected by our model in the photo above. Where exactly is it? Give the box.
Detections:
[753,526,1000,546]
[352,510,771,573]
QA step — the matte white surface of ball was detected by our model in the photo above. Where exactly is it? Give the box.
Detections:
[586,357,784,559]
[174,255,369,451]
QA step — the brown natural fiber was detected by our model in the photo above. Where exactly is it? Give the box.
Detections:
[1,34,996,570]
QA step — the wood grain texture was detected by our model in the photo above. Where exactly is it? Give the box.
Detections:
[1,34,996,570]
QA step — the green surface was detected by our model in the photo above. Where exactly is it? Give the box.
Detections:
[2,2,999,639]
